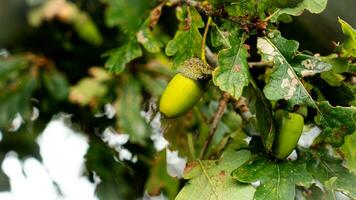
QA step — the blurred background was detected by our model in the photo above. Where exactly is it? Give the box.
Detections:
[0,0,355,200]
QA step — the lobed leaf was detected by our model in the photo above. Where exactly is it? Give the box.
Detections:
[165,6,204,68]
[176,149,255,200]
[232,154,313,200]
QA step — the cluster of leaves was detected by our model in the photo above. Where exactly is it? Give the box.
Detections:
[1,0,355,199]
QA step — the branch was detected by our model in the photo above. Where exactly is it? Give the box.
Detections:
[199,92,230,159]
[248,61,273,68]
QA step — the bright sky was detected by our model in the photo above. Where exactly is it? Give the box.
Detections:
[0,118,98,200]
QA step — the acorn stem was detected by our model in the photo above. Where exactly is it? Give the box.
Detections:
[201,16,212,64]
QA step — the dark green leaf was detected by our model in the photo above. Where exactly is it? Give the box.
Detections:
[292,54,332,77]
[0,57,28,80]
[116,76,150,145]
[105,39,142,73]
[102,0,150,32]
[340,133,356,174]
[232,155,313,200]
[137,21,163,53]
[145,151,179,199]
[165,6,204,68]
[258,30,315,107]
[213,32,250,100]
[0,76,37,128]
[307,149,356,199]
[315,101,356,147]
[43,69,70,101]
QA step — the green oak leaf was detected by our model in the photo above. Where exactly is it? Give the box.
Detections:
[137,20,163,53]
[115,76,150,145]
[210,23,231,48]
[43,69,70,101]
[105,39,142,74]
[258,31,315,107]
[165,6,204,68]
[102,0,149,32]
[175,149,255,200]
[250,82,276,153]
[292,54,332,77]
[213,31,250,100]
[226,0,256,17]
[337,18,356,58]
[271,0,328,22]
[307,149,356,199]
[232,154,313,200]
[320,54,350,86]
[145,151,179,199]
[69,67,111,107]
[314,101,356,147]
[340,133,356,174]
[0,76,37,128]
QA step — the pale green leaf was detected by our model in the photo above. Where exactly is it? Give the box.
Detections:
[340,133,356,174]
[175,149,255,200]
[337,18,356,58]
[213,32,250,100]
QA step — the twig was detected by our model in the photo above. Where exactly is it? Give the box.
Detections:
[233,97,252,121]
[248,61,273,68]
[187,133,196,159]
[199,92,230,159]
[263,9,280,22]
[201,16,212,64]
[205,46,218,68]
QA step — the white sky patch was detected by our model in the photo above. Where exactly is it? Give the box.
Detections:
[286,150,298,161]
[166,149,187,178]
[243,136,252,144]
[37,117,98,200]
[0,130,2,142]
[94,103,116,119]
[312,179,324,192]
[251,181,261,188]
[8,113,24,132]
[101,127,135,162]
[102,127,129,147]
[298,126,322,148]
[0,48,10,58]
[141,100,169,151]
[0,115,100,200]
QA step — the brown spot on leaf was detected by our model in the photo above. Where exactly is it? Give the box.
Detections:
[184,161,198,175]
[149,4,163,28]
[218,170,226,181]
[234,65,241,72]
